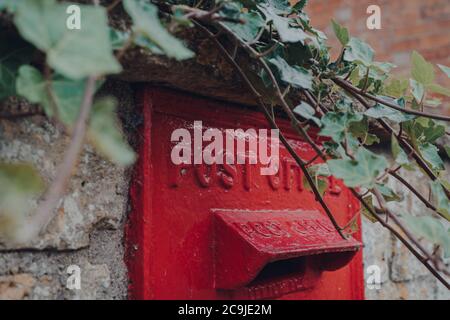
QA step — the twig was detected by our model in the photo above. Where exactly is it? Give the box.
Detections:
[389,171,437,212]
[23,76,98,242]
[334,77,450,122]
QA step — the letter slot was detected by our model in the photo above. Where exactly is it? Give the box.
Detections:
[214,210,361,299]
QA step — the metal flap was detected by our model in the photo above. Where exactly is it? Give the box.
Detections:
[214,210,361,290]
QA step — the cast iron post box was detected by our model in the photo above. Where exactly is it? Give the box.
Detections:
[126,86,364,300]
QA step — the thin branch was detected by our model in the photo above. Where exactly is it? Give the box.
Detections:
[334,77,450,122]
[23,76,98,242]
[389,171,437,212]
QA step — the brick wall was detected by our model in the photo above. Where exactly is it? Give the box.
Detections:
[305,0,450,113]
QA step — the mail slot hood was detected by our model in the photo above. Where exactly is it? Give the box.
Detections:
[214,210,361,295]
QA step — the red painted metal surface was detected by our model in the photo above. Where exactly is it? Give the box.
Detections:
[125,86,365,300]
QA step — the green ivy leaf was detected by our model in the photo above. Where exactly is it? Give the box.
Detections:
[16,65,46,106]
[293,101,320,126]
[328,147,387,188]
[259,3,307,43]
[0,163,43,239]
[411,51,435,85]
[268,56,313,89]
[401,213,450,258]
[418,142,444,171]
[303,163,329,197]
[391,134,409,166]
[88,97,136,166]
[348,118,379,145]
[0,0,17,13]
[16,65,88,125]
[15,0,121,79]
[409,79,424,103]
[123,0,194,60]
[445,146,450,158]
[109,28,130,50]
[361,194,378,223]
[427,83,450,97]
[437,64,450,78]
[344,37,374,67]
[319,111,363,143]
[224,11,265,42]
[331,20,349,46]
[376,184,402,202]
[430,180,450,222]
[383,78,408,98]
[365,98,415,123]
[134,35,165,55]
[0,36,34,100]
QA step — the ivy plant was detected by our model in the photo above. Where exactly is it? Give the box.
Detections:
[0,0,449,289]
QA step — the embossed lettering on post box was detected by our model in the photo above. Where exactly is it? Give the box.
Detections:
[126,87,364,300]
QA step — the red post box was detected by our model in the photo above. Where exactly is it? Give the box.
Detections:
[125,86,364,300]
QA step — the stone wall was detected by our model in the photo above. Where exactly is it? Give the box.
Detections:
[0,81,448,300]
[0,81,137,299]
[362,166,449,300]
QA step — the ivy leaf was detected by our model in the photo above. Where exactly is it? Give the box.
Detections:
[327,147,387,188]
[292,0,308,11]
[383,78,408,98]
[391,134,409,166]
[134,35,165,55]
[445,146,450,158]
[331,20,349,46]
[365,98,415,123]
[344,37,374,67]
[418,142,444,171]
[259,4,307,43]
[123,0,194,60]
[376,184,403,202]
[109,28,130,50]
[0,0,17,13]
[348,118,379,146]
[411,51,435,85]
[401,213,450,258]
[361,194,378,223]
[0,36,34,100]
[410,79,424,103]
[88,97,136,166]
[224,11,265,42]
[16,65,89,125]
[303,163,329,197]
[16,65,47,106]
[427,83,450,97]
[0,163,43,240]
[437,64,450,78]
[14,0,121,79]
[319,112,363,143]
[293,101,320,126]
[268,56,313,89]
[430,181,450,222]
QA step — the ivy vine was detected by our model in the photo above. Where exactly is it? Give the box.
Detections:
[0,0,449,289]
